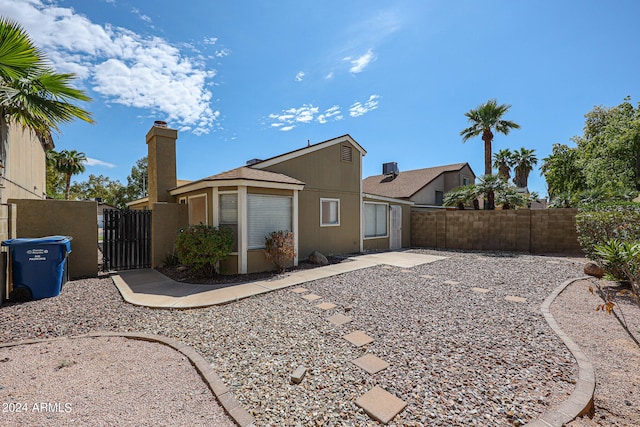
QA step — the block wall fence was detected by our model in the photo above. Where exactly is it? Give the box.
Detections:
[410,208,582,255]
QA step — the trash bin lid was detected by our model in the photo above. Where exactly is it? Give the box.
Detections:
[2,236,73,251]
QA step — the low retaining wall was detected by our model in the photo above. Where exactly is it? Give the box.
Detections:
[411,208,582,255]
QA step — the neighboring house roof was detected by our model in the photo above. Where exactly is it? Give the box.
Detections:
[251,134,366,169]
[363,163,472,199]
[170,166,305,195]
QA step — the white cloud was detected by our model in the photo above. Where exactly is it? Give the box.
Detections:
[0,0,222,135]
[325,71,334,80]
[203,37,218,45]
[131,7,151,23]
[295,71,305,82]
[345,49,376,74]
[86,157,116,168]
[268,104,345,130]
[215,48,231,58]
[349,94,380,117]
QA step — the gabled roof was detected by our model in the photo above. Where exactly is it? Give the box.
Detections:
[251,134,366,169]
[363,163,473,199]
[169,166,304,195]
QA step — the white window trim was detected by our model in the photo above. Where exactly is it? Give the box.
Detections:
[320,198,340,227]
[363,201,389,240]
[178,197,187,204]
[187,193,208,225]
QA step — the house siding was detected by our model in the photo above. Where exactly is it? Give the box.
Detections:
[260,140,362,258]
[411,175,445,205]
[1,124,47,203]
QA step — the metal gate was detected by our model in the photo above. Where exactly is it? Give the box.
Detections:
[102,209,151,271]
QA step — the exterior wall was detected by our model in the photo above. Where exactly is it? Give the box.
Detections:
[411,175,445,205]
[150,202,188,268]
[0,203,16,304]
[443,165,475,190]
[411,208,582,255]
[219,255,238,275]
[362,198,412,252]
[247,249,275,273]
[9,199,98,278]
[1,125,47,203]
[261,141,362,258]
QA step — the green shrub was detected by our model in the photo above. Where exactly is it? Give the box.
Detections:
[576,202,640,273]
[264,230,296,273]
[175,224,234,276]
[595,239,640,307]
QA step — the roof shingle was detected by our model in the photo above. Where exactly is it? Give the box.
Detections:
[363,163,469,198]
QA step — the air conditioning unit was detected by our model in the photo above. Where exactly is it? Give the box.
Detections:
[246,158,263,166]
[382,162,399,176]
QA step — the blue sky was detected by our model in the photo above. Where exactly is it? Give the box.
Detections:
[3,0,639,197]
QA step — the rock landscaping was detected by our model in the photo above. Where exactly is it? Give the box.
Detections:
[0,249,595,426]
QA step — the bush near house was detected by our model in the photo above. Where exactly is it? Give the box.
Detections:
[175,224,233,276]
[576,202,640,279]
[264,230,296,273]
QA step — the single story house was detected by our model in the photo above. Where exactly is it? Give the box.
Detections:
[130,123,411,274]
[363,162,476,206]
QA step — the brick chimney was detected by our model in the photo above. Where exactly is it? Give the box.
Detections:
[146,121,177,204]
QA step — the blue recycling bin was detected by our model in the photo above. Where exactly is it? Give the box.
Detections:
[2,236,72,300]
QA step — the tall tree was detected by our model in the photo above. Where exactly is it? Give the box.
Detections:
[51,149,86,200]
[511,147,538,189]
[69,174,127,208]
[0,17,93,167]
[460,99,520,209]
[493,149,513,181]
[125,156,148,201]
[541,143,586,198]
[45,149,65,198]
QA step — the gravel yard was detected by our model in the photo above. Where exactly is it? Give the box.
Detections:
[0,250,589,426]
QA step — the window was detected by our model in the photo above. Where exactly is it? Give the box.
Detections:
[247,194,292,249]
[219,193,238,252]
[341,145,353,162]
[462,177,468,186]
[435,191,444,206]
[320,198,340,226]
[364,202,387,238]
[179,197,186,204]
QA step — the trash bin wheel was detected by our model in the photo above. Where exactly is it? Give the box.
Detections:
[9,287,32,302]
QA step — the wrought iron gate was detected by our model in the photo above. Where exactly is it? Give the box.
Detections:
[102,209,151,271]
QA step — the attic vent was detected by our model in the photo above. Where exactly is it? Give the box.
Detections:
[383,162,399,176]
[341,145,353,162]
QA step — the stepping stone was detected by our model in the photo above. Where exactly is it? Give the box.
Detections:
[290,366,307,384]
[343,331,374,347]
[382,265,394,269]
[443,280,460,285]
[315,302,337,310]
[301,294,322,301]
[352,354,390,374]
[420,275,434,280]
[471,287,490,293]
[327,313,352,326]
[546,260,560,264]
[291,287,308,294]
[400,269,413,273]
[356,386,407,424]
[505,295,527,303]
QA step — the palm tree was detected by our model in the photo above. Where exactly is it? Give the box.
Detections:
[460,99,519,209]
[493,149,514,181]
[511,147,538,189]
[0,17,93,166]
[475,174,508,210]
[51,149,87,199]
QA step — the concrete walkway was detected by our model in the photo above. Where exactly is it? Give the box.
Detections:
[112,251,447,308]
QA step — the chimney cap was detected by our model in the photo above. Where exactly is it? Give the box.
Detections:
[153,120,168,128]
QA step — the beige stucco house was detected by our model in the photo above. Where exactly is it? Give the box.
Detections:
[0,122,50,205]
[363,163,476,207]
[130,123,412,274]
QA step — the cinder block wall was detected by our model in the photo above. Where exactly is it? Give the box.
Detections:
[9,199,98,278]
[150,202,188,268]
[411,208,582,255]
